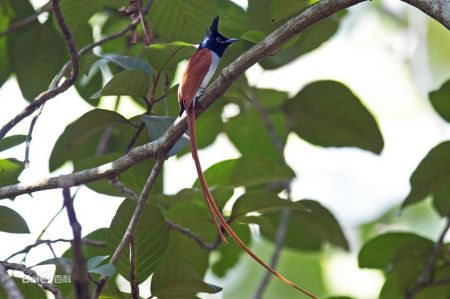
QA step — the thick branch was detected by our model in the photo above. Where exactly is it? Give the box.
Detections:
[0,0,366,200]
[401,0,450,29]
[0,262,63,299]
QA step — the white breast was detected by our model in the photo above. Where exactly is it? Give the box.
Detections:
[197,51,220,97]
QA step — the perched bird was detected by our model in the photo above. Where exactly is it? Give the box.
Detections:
[177,16,317,299]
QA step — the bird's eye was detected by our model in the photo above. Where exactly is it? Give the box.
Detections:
[216,37,222,42]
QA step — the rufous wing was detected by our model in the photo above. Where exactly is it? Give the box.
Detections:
[178,48,212,112]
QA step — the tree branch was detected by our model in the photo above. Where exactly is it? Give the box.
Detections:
[129,236,139,299]
[0,0,367,200]
[406,216,450,299]
[93,157,165,298]
[401,0,450,29]
[0,263,23,299]
[0,262,64,299]
[61,185,90,299]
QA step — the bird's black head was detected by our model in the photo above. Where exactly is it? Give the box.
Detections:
[199,16,239,57]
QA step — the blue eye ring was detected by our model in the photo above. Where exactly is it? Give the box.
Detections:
[216,37,222,43]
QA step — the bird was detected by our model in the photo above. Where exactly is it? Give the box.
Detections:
[177,16,317,299]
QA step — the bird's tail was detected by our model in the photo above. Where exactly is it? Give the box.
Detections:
[185,109,318,299]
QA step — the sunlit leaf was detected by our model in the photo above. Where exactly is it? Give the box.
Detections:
[91,70,151,99]
[0,159,24,188]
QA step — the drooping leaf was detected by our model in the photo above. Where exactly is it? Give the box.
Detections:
[65,109,130,151]
[102,54,152,77]
[107,199,169,283]
[88,263,116,277]
[87,255,109,271]
[141,115,189,157]
[0,135,26,152]
[0,206,30,233]
[258,200,348,251]
[196,156,295,188]
[0,158,24,188]
[231,190,308,220]
[359,232,433,270]
[284,80,384,154]
[91,70,151,99]
[151,254,221,298]
[147,0,217,43]
[402,141,450,216]
[429,80,450,122]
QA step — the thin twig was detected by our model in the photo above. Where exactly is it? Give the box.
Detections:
[93,157,165,298]
[24,104,45,167]
[0,262,63,299]
[129,236,139,299]
[166,220,221,251]
[61,184,90,299]
[406,216,450,299]
[0,2,52,37]
[0,263,23,299]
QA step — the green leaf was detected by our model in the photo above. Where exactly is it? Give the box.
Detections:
[240,30,265,43]
[141,115,189,157]
[65,109,130,151]
[211,223,251,277]
[429,80,450,122]
[0,7,10,88]
[89,263,116,277]
[0,135,26,152]
[225,111,287,158]
[92,70,151,99]
[87,255,109,271]
[147,0,217,43]
[8,20,67,101]
[107,199,169,283]
[0,158,24,188]
[231,190,308,219]
[284,80,384,154]
[358,232,433,270]
[217,0,251,37]
[427,19,450,84]
[196,156,295,188]
[144,42,195,71]
[259,200,348,251]
[151,258,222,298]
[0,206,30,233]
[270,0,311,23]
[102,54,152,77]
[402,141,450,216]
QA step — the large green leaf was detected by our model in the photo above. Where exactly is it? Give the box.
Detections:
[107,199,169,283]
[284,80,384,154]
[231,190,308,220]
[0,135,26,152]
[196,156,295,188]
[270,0,311,23]
[151,258,221,299]
[8,20,67,101]
[427,19,450,84]
[65,109,130,151]
[402,141,450,216]
[217,0,251,37]
[0,5,10,88]
[258,200,348,251]
[0,206,30,233]
[358,232,433,270]
[102,54,152,77]
[92,70,151,99]
[429,80,450,122]
[147,0,217,43]
[0,158,24,188]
